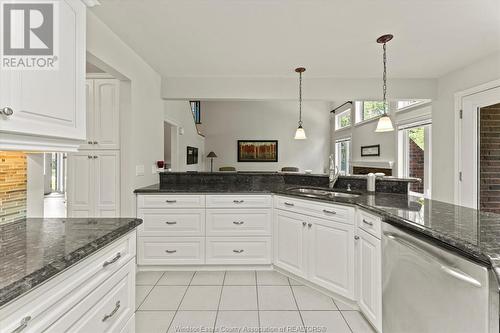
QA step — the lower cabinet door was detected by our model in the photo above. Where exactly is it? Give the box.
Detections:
[138,237,205,265]
[273,209,307,278]
[357,228,382,332]
[308,216,355,299]
[206,237,272,264]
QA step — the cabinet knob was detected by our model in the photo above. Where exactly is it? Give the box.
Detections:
[1,106,14,116]
[307,223,312,228]
[87,141,93,144]
[354,235,360,240]
[93,156,98,159]
[93,141,98,144]
[88,155,92,159]
[302,222,307,227]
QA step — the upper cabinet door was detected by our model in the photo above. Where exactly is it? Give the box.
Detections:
[93,79,120,149]
[0,0,85,141]
[78,80,95,150]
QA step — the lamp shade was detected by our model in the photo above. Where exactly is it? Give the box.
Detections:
[207,151,217,158]
[294,125,307,140]
[375,116,394,132]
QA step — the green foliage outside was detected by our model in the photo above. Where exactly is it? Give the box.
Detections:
[339,113,351,127]
[363,101,386,120]
[409,127,425,150]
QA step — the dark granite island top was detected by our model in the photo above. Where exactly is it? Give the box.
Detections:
[0,217,142,308]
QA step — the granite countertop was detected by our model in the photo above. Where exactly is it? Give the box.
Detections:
[136,183,500,289]
[0,217,142,308]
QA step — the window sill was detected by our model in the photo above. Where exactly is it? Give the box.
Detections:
[334,126,352,132]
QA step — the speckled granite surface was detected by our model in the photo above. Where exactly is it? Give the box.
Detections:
[0,218,142,308]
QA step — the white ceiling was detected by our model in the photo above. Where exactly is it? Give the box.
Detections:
[91,0,500,79]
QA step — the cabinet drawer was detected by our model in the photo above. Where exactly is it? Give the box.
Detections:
[47,260,135,333]
[206,237,272,264]
[138,237,205,265]
[206,209,271,236]
[138,209,205,237]
[137,195,205,209]
[206,195,272,208]
[275,196,354,224]
[357,209,381,239]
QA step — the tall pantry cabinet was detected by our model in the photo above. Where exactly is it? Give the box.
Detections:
[67,78,120,217]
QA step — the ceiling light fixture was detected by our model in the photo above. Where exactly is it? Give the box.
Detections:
[294,67,307,140]
[375,34,395,133]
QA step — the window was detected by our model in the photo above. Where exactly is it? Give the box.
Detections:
[355,101,385,123]
[335,108,351,130]
[190,101,201,124]
[398,121,432,197]
[335,138,351,175]
[397,99,431,111]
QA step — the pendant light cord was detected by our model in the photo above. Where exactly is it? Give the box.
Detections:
[382,42,388,114]
[298,71,303,126]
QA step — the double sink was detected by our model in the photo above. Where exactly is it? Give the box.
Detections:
[287,187,361,199]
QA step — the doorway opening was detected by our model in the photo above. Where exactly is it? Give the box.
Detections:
[44,152,67,218]
[164,120,179,171]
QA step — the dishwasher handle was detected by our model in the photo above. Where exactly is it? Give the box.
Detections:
[384,232,482,288]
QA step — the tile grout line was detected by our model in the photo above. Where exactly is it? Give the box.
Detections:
[255,271,261,332]
[165,271,196,333]
[338,310,354,333]
[213,271,227,333]
[287,277,306,331]
[136,271,166,312]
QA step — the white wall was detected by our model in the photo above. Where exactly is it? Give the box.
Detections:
[87,12,165,216]
[432,52,500,204]
[164,101,205,172]
[199,100,331,173]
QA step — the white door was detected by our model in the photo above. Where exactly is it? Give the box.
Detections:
[460,86,500,208]
[67,152,94,217]
[0,0,86,140]
[94,79,120,150]
[308,216,355,299]
[273,210,307,278]
[94,151,120,217]
[357,228,382,332]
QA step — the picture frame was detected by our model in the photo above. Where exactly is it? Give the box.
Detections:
[361,144,380,157]
[237,140,278,162]
[186,146,198,164]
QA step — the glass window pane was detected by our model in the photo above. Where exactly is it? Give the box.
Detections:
[363,101,385,120]
[407,127,425,194]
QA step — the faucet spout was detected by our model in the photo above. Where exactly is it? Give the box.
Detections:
[328,154,339,189]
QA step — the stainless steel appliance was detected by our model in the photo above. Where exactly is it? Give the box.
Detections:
[382,223,498,333]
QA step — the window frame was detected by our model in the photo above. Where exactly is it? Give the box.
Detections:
[396,99,432,113]
[335,137,352,175]
[190,101,201,124]
[335,108,352,131]
[354,100,387,124]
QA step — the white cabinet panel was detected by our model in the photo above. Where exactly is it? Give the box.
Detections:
[358,209,381,239]
[273,209,308,278]
[67,152,94,216]
[95,151,120,217]
[206,194,272,208]
[308,216,355,299]
[93,79,120,149]
[80,80,95,150]
[274,196,354,223]
[138,209,205,237]
[138,237,205,265]
[206,208,271,236]
[138,195,205,209]
[206,237,272,264]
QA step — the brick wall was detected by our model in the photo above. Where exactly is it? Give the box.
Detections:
[0,152,27,224]
[409,139,424,193]
[480,104,500,213]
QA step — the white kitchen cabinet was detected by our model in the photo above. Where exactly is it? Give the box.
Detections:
[0,0,87,151]
[67,151,120,217]
[308,216,355,299]
[357,225,382,332]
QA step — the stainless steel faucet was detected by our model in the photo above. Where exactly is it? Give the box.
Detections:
[328,154,339,189]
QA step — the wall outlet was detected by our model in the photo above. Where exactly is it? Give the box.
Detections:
[136,165,145,176]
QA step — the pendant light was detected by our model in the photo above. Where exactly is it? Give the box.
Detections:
[375,34,394,132]
[294,67,307,140]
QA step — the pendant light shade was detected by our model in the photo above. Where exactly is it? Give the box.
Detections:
[375,34,394,133]
[294,67,307,140]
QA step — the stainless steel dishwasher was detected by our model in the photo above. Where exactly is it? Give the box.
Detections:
[382,223,498,333]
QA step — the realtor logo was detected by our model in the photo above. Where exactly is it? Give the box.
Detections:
[1,1,59,70]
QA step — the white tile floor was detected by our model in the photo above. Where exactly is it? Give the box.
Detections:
[135,270,375,333]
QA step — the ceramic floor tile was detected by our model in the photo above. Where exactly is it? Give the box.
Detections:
[342,311,376,333]
[258,286,297,310]
[215,311,259,330]
[135,285,154,310]
[191,271,225,285]
[301,311,351,333]
[135,311,175,333]
[259,311,303,329]
[333,298,357,311]
[167,311,217,333]
[136,271,164,285]
[179,285,222,310]
[224,271,256,285]
[292,286,337,310]
[257,270,289,285]
[219,286,258,310]
[139,285,188,311]
[157,271,195,285]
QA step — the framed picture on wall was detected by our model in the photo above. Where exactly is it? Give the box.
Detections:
[237,140,278,162]
[187,146,198,164]
[361,144,380,157]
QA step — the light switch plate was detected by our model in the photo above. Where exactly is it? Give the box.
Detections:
[136,165,145,176]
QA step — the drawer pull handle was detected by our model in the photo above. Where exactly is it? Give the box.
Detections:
[362,219,374,226]
[102,301,121,322]
[323,209,337,215]
[165,221,177,225]
[11,316,31,333]
[165,250,177,253]
[284,202,294,206]
[233,221,244,225]
[166,200,177,203]
[102,252,121,268]
[233,200,244,204]
[233,249,244,253]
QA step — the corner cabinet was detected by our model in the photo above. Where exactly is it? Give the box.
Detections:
[0,0,87,151]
